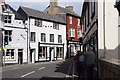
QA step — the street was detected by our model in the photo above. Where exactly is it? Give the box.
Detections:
[2,58,78,80]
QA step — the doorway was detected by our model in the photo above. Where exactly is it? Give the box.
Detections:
[18,49,23,64]
[30,49,35,63]
[49,47,54,61]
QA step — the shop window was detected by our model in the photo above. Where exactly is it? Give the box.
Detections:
[4,15,11,23]
[50,34,54,42]
[4,30,12,43]
[58,35,62,43]
[30,32,35,42]
[35,19,42,27]
[53,23,59,30]
[69,28,75,37]
[56,47,63,58]
[5,49,15,60]
[69,16,72,24]
[39,47,47,59]
[41,33,46,42]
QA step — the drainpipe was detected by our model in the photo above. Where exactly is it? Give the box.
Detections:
[28,17,30,64]
[103,0,106,58]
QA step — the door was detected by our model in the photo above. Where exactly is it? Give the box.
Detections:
[18,49,23,64]
[30,49,35,63]
[49,47,54,61]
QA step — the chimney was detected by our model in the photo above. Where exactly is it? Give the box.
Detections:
[66,6,73,11]
[50,0,58,7]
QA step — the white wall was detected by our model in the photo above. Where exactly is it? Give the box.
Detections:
[29,18,67,61]
[98,0,119,59]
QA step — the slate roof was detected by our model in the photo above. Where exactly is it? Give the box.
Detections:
[19,6,66,24]
[3,4,23,20]
[57,6,80,17]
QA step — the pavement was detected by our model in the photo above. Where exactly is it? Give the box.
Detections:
[1,58,79,80]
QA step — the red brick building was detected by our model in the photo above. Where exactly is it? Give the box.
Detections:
[44,0,81,57]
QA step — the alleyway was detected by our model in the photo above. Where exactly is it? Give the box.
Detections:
[2,58,80,80]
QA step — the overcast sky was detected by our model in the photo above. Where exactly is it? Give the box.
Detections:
[5,0,84,16]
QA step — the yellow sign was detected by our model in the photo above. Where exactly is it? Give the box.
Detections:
[3,47,7,49]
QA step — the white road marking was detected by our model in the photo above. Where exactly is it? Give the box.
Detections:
[21,71,35,78]
[38,67,45,71]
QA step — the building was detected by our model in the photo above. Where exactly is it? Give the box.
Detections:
[81,0,120,78]
[44,0,81,57]
[17,6,67,63]
[2,4,28,65]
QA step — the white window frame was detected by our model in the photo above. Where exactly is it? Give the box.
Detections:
[4,15,12,23]
[4,30,12,43]
[69,16,72,24]
[4,49,15,60]
[50,34,54,42]
[41,33,46,42]
[58,35,62,43]
[35,19,42,27]
[78,30,81,38]
[53,23,59,30]
[69,28,75,37]
[30,32,35,42]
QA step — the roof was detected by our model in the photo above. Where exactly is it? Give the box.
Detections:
[19,6,66,24]
[57,6,80,17]
[3,4,23,20]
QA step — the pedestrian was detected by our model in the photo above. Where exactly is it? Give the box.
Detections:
[84,47,96,80]
[74,51,85,79]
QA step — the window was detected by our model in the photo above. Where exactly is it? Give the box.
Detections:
[35,19,42,27]
[41,33,46,42]
[4,30,12,43]
[4,15,11,23]
[58,35,62,43]
[69,28,75,37]
[69,16,72,24]
[5,49,15,60]
[53,23,59,30]
[78,19,80,26]
[56,47,63,58]
[30,32,35,42]
[50,34,54,42]
[39,47,47,58]
[78,30,81,38]
[91,0,95,18]
[84,16,86,31]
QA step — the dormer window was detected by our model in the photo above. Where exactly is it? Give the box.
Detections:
[4,15,11,23]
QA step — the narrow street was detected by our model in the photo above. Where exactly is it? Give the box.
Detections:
[2,58,78,80]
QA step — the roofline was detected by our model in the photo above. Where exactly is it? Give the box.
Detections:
[29,16,66,25]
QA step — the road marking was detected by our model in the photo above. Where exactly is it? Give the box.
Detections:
[38,67,45,71]
[21,71,35,78]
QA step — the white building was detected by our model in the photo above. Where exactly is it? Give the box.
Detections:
[17,6,67,63]
[2,4,28,65]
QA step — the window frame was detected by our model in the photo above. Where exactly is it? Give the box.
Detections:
[58,35,62,43]
[69,28,75,38]
[35,19,42,27]
[4,30,12,43]
[4,15,12,23]
[41,33,46,42]
[50,34,54,42]
[30,32,36,42]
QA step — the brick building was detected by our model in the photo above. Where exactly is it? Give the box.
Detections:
[44,0,81,57]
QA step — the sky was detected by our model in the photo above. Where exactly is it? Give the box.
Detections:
[5,0,84,16]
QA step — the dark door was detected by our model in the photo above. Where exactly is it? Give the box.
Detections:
[18,49,23,64]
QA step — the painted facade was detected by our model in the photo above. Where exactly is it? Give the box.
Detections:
[44,0,81,57]
[2,4,28,64]
[17,6,67,63]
